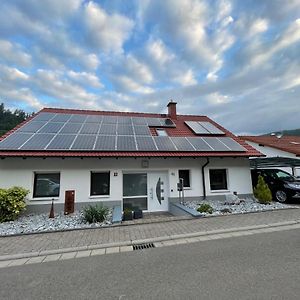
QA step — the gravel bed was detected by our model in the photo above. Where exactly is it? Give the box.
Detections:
[184,197,295,216]
[0,210,113,236]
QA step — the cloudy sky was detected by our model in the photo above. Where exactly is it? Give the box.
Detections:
[0,0,299,134]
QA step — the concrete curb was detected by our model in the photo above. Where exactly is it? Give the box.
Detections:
[1,219,300,262]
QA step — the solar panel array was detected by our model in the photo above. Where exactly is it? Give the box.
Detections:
[0,112,246,152]
[185,121,225,135]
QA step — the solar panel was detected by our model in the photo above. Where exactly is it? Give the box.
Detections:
[187,137,213,151]
[134,125,151,136]
[117,125,134,135]
[219,137,245,151]
[132,117,147,125]
[60,123,82,134]
[117,117,132,124]
[80,123,100,134]
[21,134,55,150]
[0,133,32,149]
[202,137,230,151]
[147,118,163,127]
[68,114,87,123]
[94,135,116,150]
[185,121,210,134]
[154,136,177,151]
[102,116,118,124]
[71,135,96,150]
[170,137,195,151]
[99,124,116,135]
[38,122,64,133]
[86,115,103,123]
[136,136,157,151]
[33,113,56,121]
[199,122,224,134]
[46,134,76,150]
[51,114,71,122]
[117,136,137,151]
[18,121,45,133]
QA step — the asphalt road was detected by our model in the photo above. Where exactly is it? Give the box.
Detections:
[1,229,300,300]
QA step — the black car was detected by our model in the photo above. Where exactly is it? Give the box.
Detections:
[251,168,300,203]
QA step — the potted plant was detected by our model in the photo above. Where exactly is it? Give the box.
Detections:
[123,207,133,221]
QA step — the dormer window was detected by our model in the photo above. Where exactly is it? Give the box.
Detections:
[156,129,168,136]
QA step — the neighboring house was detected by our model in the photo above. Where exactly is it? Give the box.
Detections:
[240,136,300,177]
[0,102,261,213]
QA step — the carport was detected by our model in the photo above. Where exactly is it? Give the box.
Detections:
[250,157,300,177]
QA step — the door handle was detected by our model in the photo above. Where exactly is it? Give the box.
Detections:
[149,187,153,200]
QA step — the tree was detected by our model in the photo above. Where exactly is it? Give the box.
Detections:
[253,175,273,204]
[0,102,32,136]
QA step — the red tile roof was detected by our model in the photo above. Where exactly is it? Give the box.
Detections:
[240,135,300,157]
[0,107,263,158]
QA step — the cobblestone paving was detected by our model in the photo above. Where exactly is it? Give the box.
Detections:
[1,209,300,256]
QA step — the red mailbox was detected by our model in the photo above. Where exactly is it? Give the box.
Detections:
[64,190,75,214]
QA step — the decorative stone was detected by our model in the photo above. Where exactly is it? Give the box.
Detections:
[0,210,113,236]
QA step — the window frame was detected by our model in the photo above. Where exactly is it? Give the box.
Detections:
[90,171,111,197]
[156,128,168,136]
[209,168,229,191]
[178,169,191,189]
[33,172,61,199]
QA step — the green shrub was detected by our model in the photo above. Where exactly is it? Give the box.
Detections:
[0,186,29,222]
[253,175,272,204]
[197,203,213,214]
[83,204,109,224]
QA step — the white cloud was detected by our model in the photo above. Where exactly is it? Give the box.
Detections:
[0,40,31,66]
[251,19,300,66]
[111,75,154,94]
[146,39,174,66]
[0,65,29,81]
[83,1,134,53]
[67,70,103,88]
[174,69,197,86]
[250,18,269,35]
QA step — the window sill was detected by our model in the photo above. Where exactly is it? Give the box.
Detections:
[183,187,192,190]
[89,195,110,199]
[210,190,230,193]
[30,197,60,202]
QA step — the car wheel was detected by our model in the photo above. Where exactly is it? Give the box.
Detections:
[275,190,287,203]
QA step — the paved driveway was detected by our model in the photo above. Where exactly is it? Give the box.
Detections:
[1,208,300,256]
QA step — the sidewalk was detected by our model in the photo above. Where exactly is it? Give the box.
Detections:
[1,208,300,260]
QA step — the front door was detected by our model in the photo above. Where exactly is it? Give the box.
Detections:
[148,172,169,212]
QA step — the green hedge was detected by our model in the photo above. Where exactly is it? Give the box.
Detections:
[0,186,29,222]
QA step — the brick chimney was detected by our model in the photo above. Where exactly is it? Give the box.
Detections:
[167,100,177,120]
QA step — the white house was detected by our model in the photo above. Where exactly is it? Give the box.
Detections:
[240,136,300,177]
[0,102,262,213]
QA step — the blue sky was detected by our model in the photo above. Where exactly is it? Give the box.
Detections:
[0,0,299,134]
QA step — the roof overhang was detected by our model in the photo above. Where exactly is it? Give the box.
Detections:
[250,157,300,168]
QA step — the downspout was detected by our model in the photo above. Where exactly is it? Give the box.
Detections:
[202,157,210,200]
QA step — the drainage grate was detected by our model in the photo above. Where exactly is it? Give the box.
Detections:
[133,243,155,250]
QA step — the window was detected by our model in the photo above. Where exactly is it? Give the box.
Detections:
[91,172,110,196]
[209,169,228,190]
[156,129,168,136]
[123,173,147,210]
[33,173,60,198]
[178,169,191,188]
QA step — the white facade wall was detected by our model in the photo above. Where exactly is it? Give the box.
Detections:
[0,157,253,209]
[246,141,300,176]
